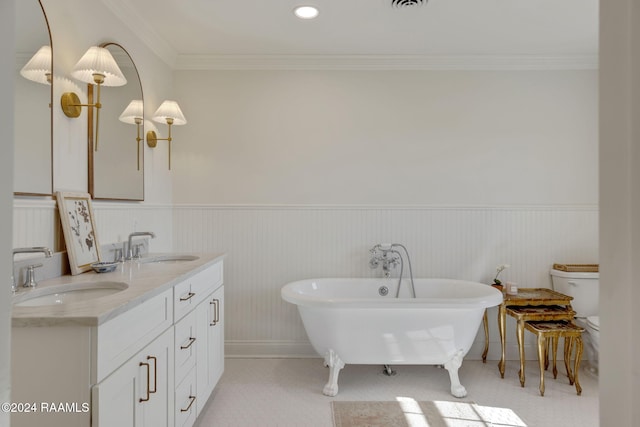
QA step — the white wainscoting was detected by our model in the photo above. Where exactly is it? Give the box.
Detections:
[13,199,174,255]
[173,204,599,360]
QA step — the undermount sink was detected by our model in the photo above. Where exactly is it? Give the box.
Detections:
[13,281,129,307]
[138,255,200,264]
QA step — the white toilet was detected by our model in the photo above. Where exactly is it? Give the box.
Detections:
[550,267,600,376]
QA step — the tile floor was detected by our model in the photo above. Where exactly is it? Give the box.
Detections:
[195,358,598,427]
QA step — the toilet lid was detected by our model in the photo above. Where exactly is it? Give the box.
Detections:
[587,316,599,331]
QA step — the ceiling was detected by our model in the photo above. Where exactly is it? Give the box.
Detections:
[101,0,599,70]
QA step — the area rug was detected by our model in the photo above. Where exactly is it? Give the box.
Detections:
[331,400,527,427]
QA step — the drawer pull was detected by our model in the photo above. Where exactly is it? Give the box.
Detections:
[180,395,196,413]
[210,298,220,326]
[180,292,196,302]
[148,356,157,394]
[139,360,151,402]
[180,337,196,350]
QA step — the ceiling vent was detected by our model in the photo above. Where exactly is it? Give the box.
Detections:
[391,0,428,8]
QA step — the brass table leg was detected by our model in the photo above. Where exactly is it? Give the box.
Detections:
[517,318,526,387]
[536,333,547,396]
[498,304,506,378]
[482,309,489,363]
[551,337,559,379]
[573,337,583,395]
[564,337,574,384]
[544,338,549,370]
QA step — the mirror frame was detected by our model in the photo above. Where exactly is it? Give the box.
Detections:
[14,0,53,197]
[88,42,144,201]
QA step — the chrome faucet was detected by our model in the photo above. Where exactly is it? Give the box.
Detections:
[126,232,156,260]
[12,247,53,292]
[369,245,401,278]
[369,243,416,298]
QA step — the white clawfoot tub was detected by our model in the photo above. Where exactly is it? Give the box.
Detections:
[281,278,503,398]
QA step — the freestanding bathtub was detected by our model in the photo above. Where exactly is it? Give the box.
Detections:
[281,278,503,398]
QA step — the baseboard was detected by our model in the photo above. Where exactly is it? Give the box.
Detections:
[225,340,543,361]
[225,340,319,358]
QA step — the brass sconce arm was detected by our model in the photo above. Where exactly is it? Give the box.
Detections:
[146,118,175,169]
[119,100,144,170]
[61,46,126,151]
[147,100,186,171]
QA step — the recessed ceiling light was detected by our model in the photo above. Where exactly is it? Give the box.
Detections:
[294,5,319,20]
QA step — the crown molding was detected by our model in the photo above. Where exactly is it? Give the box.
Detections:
[100,0,597,71]
[175,54,598,71]
[100,0,177,67]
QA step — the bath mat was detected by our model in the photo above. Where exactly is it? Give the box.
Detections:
[331,400,527,427]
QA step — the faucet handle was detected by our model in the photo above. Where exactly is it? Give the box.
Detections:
[132,243,144,260]
[113,247,124,263]
[24,263,44,288]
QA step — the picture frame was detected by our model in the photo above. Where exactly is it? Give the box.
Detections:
[56,191,102,275]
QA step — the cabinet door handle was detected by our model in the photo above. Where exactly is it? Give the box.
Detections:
[139,360,151,402]
[180,395,196,413]
[210,298,220,326]
[180,292,196,302]
[180,337,196,350]
[148,356,157,394]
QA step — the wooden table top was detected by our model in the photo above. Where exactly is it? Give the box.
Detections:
[503,288,573,306]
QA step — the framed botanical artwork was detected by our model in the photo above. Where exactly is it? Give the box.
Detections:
[56,191,102,275]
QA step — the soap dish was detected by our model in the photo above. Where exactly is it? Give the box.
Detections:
[91,261,118,273]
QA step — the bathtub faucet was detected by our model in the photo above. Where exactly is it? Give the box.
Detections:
[369,244,401,278]
[369,243,416,298]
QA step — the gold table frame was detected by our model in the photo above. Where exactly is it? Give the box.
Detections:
[496,288,574,384]
[524,320,585,396]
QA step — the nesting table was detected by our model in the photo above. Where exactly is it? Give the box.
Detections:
[496,288,575,386]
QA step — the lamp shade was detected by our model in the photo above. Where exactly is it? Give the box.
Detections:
[119,100,144,124]
[20,45,52,84]
[71,46,127,87]
[152,100,187,125]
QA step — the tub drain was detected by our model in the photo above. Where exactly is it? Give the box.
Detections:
[378,286,389,296]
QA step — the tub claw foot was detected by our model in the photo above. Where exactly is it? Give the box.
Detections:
[444,349,467,398]
[323,350,345,396]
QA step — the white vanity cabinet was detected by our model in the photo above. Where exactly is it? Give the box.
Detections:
[92,327,174,427]
[11,255,225,427]
[11,287,174,427]
[173,262,224,427]
[196,285,225,412]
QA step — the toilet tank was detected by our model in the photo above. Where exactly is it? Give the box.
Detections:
[550,269,599,317]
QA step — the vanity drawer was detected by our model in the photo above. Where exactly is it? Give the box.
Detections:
[175,309,197,381]
[175,366,197,427]
[174,262,223,321]
[95,288,173,383]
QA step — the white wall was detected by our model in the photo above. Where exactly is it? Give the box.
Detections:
[1,2,15,423]
[599,1,640,424]
[173,70,597,205]
[172,69,599,358]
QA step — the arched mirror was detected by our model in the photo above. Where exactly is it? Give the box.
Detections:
[89,42,144,201]
[14,0,53,196]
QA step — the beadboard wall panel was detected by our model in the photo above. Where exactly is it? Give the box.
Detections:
[13,199,59,251]
[173,205,598,359]
[13,200,173,255]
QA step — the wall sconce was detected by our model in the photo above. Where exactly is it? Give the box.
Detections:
[146,100,187,170]
[60,46,127,151]
[20,45,52,85]
[118,100,144,170]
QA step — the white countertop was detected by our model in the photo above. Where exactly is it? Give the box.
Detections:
[11,252,226,327]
